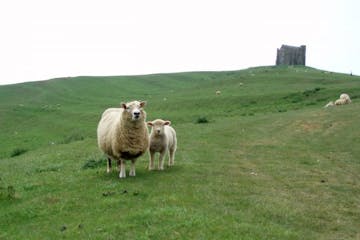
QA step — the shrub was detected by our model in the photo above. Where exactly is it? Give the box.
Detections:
[196,117,209,124]
[10,148,27,158]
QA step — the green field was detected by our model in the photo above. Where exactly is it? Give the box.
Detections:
[0,66,359,239]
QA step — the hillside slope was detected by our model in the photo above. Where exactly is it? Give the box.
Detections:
[0,66,358,158]
[0,66,359,239]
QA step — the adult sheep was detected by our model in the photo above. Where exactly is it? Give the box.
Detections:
[147,119,177,170]
[97,100,149,178]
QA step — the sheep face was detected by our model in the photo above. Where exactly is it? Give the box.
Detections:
[148,119,171,136]
[121,101,146,122]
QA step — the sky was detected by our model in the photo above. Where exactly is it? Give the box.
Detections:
[0,0,359,85]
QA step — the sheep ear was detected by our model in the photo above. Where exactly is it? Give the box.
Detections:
[164,121,171,126]
[140,101,146,108]
[121,103,127,109]
[147,121,153,126]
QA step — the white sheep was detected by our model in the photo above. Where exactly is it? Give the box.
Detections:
[147,119,177,170]
[324,93,352,108]
[339,93,352,104]
[334,98,347,106]
[215,90,221,95]
[97,100,149,178]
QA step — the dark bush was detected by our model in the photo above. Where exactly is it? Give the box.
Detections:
[10,148,27,158]
[196,117,209,124]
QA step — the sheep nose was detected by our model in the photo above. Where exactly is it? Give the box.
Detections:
[134,111,140,117]
[157,129,160,133]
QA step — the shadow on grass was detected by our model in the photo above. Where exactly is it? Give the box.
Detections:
[97,164,184,181]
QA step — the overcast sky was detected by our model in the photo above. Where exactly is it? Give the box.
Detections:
[0,0,359,85]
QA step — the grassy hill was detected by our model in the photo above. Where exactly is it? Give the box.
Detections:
[0,65,359,239]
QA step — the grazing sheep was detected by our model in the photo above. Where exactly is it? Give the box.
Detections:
[324,101,334,108]
[147,119,177,170]
[97,100,149,178]
[215,90,221,95]
[339,93,352,104]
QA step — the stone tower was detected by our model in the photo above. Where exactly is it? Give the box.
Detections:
[276,45,306,65]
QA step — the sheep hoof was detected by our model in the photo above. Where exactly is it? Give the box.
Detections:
[129,171,136,177]
[119,173,126,178]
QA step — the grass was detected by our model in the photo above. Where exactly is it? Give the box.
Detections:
[0,65,359,239]
[82,155,106,170]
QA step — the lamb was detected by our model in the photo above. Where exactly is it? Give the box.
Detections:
[97,100,149,178]
[147,119,177,170]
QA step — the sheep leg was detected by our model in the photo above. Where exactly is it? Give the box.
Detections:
[149,151,155,170]
[119,159,126,178]
[169,148,175,167]
[158,151,166,170]
[107,157,112,173]
[129,160,136,177]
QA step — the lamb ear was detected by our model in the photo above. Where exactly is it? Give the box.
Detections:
[121,103,127,109]
[147,121,153,126]
[164,121,171,126]
[140,101,146,108]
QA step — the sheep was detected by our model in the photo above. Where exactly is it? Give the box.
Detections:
[339,93,351,104]
[97,100,149,178]
[324,93,352,108]
[147,119,177,170]
[215,90,221,95]
[334,98,347,106]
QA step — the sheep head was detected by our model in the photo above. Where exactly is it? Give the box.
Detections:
[121,100,147,122]
[147,119,171,136]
